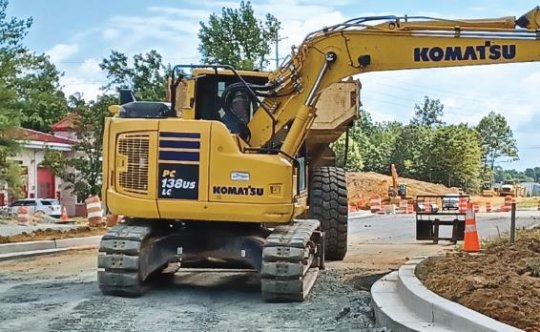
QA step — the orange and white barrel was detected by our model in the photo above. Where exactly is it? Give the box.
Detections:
[369,196,382,213]
[399,200,408,214]
[502,196,514,212]
[473,204,480,213]
[407,203,414,214]
[17,206,30,226]
[85,195,103,226]
[459,198,468,214]
[486,202,492,213]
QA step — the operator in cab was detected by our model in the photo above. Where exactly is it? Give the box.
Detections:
[221,90,250,136]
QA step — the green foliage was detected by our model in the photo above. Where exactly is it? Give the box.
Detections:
[1,0,67,132]
[42,94,115,201]
[428,124,482,191]
[494,167,535,183]
[14,53,68,132]
[411,96,445,127]
[476,111,518,179]
[0,0,32,77]
[337,99,488,192]
[332,132,363,171]
[0,0,29,196]
[390,124,433,179]
[100,50,168,101]
[524,167,540,182]
[198,1,281,70]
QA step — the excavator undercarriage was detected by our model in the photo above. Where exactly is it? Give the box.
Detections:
[98,220,324,301]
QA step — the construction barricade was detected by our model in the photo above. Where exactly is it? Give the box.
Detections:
[17,206,30,226]
[85,195,104,227]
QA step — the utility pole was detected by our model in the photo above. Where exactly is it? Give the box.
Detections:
[275,34,288,69]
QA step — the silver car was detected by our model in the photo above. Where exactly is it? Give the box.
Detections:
[9,199,62,218]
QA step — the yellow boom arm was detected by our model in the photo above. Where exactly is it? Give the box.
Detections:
[247,7,540,156]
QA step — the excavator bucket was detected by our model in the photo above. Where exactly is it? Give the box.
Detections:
[516,6,540,30]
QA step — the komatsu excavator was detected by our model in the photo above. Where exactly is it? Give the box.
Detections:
[98,7,540,301]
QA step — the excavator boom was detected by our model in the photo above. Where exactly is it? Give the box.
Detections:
[247,7,540,155]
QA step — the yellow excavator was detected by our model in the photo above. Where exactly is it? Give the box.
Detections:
[98,7,540,301]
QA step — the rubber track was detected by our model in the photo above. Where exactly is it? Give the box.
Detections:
[310,166,348,260]
[97,224,152,297]
[260,220,320,302]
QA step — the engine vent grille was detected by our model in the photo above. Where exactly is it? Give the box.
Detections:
[117,134,149,195]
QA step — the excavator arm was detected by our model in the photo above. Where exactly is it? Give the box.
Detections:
[246,7,540,156]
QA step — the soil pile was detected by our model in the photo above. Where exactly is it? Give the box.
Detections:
[347,171,458,205]
[0,226,106,244]
[417,228,540,331]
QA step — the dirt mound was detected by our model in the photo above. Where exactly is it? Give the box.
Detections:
[417,228,540,331]
[0,226,106,244]
[347,171,458,205]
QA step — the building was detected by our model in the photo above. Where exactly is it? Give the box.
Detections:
[521,182,540,197]
[1,115,81,214]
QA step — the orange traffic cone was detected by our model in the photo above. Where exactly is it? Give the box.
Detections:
[463,202,481,252]
[60,206,69,223]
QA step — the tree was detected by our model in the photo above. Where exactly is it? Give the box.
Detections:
[389,124,434,180]
[476,111,518,178]
[14,53,68,132]
[428,124,482,192]
[332,131,363,171]
[42,94,115,201]
[0,0,32,197]
[411,96,445,127]
[198,1,281,70]
[524,167,540,182]
[360,121,402,174]
[100,50,168,101]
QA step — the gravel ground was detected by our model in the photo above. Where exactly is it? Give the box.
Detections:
[0,250,388,332]
[1,211,537,331]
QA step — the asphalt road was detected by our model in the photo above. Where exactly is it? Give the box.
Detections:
[0,210,537,332]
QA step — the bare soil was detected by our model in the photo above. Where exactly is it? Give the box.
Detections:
[0,226,106,244]
[347,171,458,206]
[417,228,540,332]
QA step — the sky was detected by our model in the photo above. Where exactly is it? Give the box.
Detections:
[6,0,540,170]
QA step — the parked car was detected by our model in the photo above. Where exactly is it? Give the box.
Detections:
[442,194,460,210]
[9,199,62,218]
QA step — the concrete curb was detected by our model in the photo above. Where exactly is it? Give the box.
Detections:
[0,236,101,261]
[371,257,522,332]
[349,211,372,219]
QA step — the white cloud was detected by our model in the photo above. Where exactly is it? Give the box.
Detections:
[58,57,105,101]
[102,28,120,41]
[46,43,79,63]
